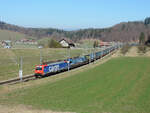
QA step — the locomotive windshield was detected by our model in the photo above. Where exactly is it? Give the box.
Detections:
[36,66,42,70]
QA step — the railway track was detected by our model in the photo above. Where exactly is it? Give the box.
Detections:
[0,74,35,85]
[0,49,118,86]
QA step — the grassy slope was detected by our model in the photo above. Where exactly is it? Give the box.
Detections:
[0,29,36,40]
[0,48,82,81]
[2,57,150,113]
[77,39,100,48]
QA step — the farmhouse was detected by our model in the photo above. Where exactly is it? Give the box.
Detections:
[2,40,12,48]
[59,38,75,48]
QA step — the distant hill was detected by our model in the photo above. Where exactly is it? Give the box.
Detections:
[0,17,150,42]
[101,21,150,42]
[0,21,63,40]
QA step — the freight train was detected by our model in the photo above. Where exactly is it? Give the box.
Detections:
[34,45,120,78]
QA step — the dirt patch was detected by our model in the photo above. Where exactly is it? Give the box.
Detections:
[125,46,139,57]
[144,47,150,56]
[112,49,122,57]
[145,51,150,56]
[0,104,74,113]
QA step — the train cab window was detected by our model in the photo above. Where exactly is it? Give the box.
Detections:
[36,66,42,70]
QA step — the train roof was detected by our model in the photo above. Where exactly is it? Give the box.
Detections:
[47,61,65,66]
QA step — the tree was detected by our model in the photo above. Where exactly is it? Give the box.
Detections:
[48,39,62,48]
[145,35,150,46]
[139,32,145,45]
[144,17,150,25]
[93,41,99,48]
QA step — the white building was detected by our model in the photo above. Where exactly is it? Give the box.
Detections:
[59,39,69,47]
[4,45,11,49]
[59,38,75,48]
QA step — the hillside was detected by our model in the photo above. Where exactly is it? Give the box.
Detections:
[0,17,150,42]
[101,21,150,42]
[0,29,36,40]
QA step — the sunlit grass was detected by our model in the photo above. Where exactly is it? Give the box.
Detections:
[2,57,150,113]
[0,48,83,81]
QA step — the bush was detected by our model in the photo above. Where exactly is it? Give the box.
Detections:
[138,45,147,54]
[48,39,62,48]
[121,44,131,55]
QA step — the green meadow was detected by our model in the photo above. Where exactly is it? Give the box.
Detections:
[1,57,150,113]
[0,48,83,81]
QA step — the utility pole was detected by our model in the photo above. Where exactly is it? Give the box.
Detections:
[40,49,43,64]
[89,48,91,64]
[89,39,92,64]
[93,47,95,63]
[19,56,23,81]
[68,47,70,71]
[101,47,103,59]
[109,47,110,55]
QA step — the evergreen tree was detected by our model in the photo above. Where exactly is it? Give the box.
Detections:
[139,32,145,45]
[144,17,150,25]
[145,35,150,46]
[93,41,99,48]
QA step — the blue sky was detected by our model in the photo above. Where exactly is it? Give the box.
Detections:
[0,0,150,29]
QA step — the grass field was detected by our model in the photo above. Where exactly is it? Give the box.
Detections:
[0,48,83,81]
[0,29,36,40]
[77,39,100,48]
[1,57,150,113]
[12,44,38,49]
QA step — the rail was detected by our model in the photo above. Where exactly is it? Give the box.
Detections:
[0,74,35,85]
